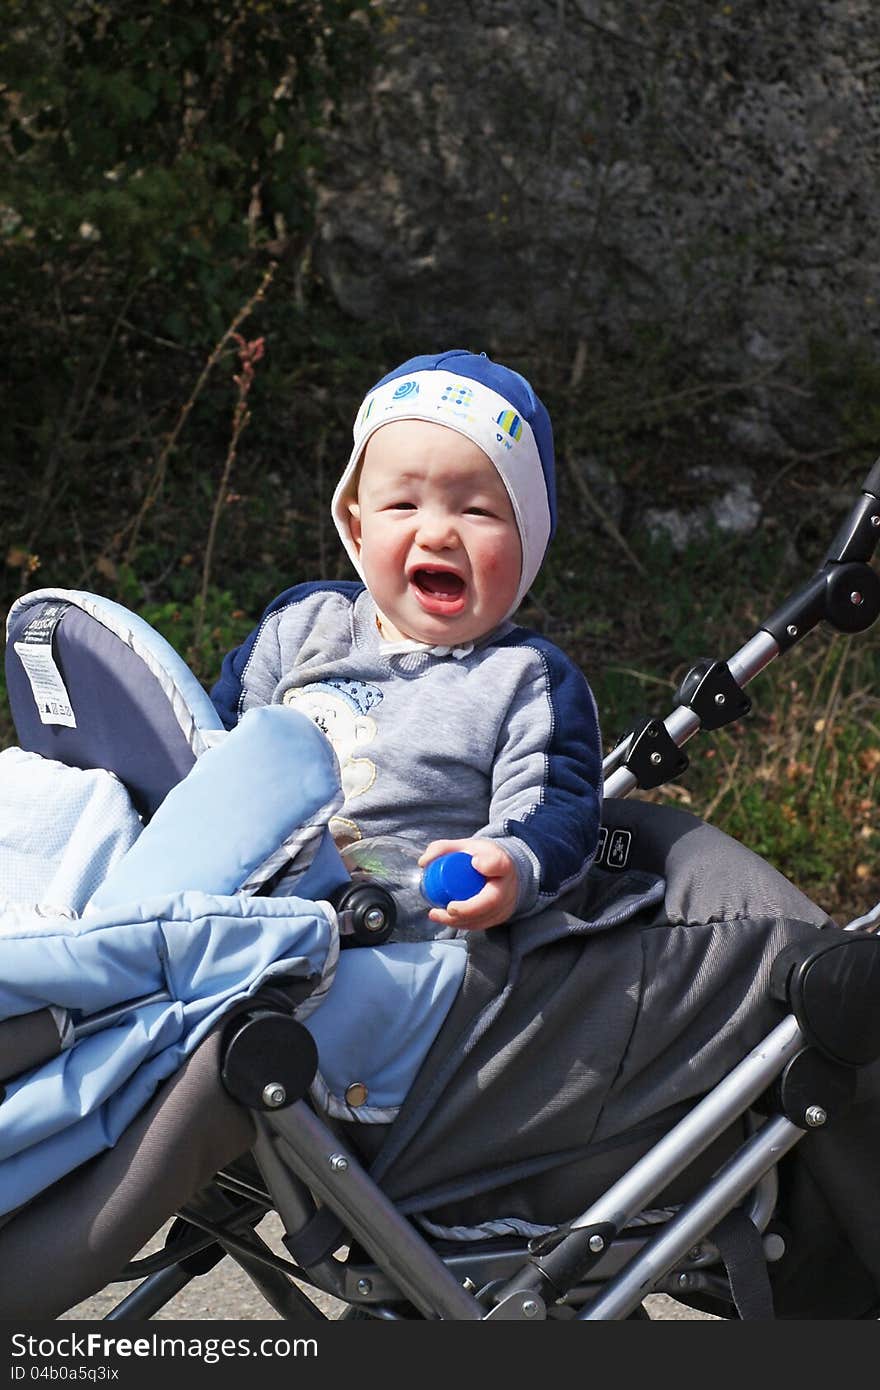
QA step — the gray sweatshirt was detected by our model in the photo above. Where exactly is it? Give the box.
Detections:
[211,581,602,937]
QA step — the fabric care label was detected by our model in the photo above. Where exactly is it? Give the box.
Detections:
[12,601,77,727]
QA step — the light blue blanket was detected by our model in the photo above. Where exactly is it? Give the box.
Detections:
[0,890,336,1216]
[0,683,468,1216]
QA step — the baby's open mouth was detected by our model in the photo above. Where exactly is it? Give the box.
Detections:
[412,568,465,599]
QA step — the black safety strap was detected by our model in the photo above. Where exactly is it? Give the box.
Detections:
[711,1209,775,1319]
[283,1206,347,1268]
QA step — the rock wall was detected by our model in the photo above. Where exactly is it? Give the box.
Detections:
[316,1,880,401]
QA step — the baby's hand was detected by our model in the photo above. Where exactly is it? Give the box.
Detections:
[418,838,518,931]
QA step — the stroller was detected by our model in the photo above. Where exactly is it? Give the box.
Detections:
[1,468,880,1322]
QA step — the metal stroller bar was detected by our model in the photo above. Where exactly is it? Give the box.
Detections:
[255,1105,485,1320]
[602,631,779,800]
[249,1126,354,1301]
[487,1016,804,1315]
[579,1114,803,1320]
[565,1016,803,1237]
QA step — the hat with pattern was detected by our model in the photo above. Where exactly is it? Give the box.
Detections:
[331,349,556,617]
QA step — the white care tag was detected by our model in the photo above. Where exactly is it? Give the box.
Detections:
[13,602,77,727]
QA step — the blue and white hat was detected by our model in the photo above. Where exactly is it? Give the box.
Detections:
[331,349,557,617]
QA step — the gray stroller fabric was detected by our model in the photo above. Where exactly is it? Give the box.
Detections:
[598,797,835,929]
[351,798,835,1223]
[352,907,824,1226]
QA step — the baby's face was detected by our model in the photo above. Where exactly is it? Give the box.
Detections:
[347,420,522,645]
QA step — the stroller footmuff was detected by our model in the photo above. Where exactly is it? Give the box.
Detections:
[0,591,352,1218]
[2,513,880,1323]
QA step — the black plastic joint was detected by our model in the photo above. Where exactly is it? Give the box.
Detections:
[763,562,880,652]
[761,571,830,652]
[623,718,689,790]
[164,1218,228,1277]
[770,935,880,1067]
[675,659,752,730]
[331,882,397,948]
[823,561,880,633]
[776,1047,857,1129]
[221,1009,318,1109]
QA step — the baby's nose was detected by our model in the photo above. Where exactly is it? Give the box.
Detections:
[416,511,459,547]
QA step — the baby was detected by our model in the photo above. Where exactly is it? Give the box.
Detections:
[212,349,603,937]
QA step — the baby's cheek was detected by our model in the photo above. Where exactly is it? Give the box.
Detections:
[489,553,520,593]
[480,546,511,576]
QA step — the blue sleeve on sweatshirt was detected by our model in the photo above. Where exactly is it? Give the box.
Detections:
[496,629,603,898]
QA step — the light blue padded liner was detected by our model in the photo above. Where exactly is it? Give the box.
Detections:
[304,939,468,1123]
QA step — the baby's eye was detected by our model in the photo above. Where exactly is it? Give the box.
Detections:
[386,500,416,510]
[464,505,494,517]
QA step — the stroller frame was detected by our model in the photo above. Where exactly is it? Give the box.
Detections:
[80,463,880,1323]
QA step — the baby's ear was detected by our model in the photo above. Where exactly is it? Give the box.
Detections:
[347,499,363,553]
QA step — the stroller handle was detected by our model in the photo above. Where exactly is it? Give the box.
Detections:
[603,460,880,800]
[860,458,880,501]
[823,457,880,565]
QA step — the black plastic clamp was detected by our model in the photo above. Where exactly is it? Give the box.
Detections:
[526,1220,619,1299]
[823,561,880,632]
[622,717,689,790]
[675,658,752,730]
[163,1217,230,1277]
